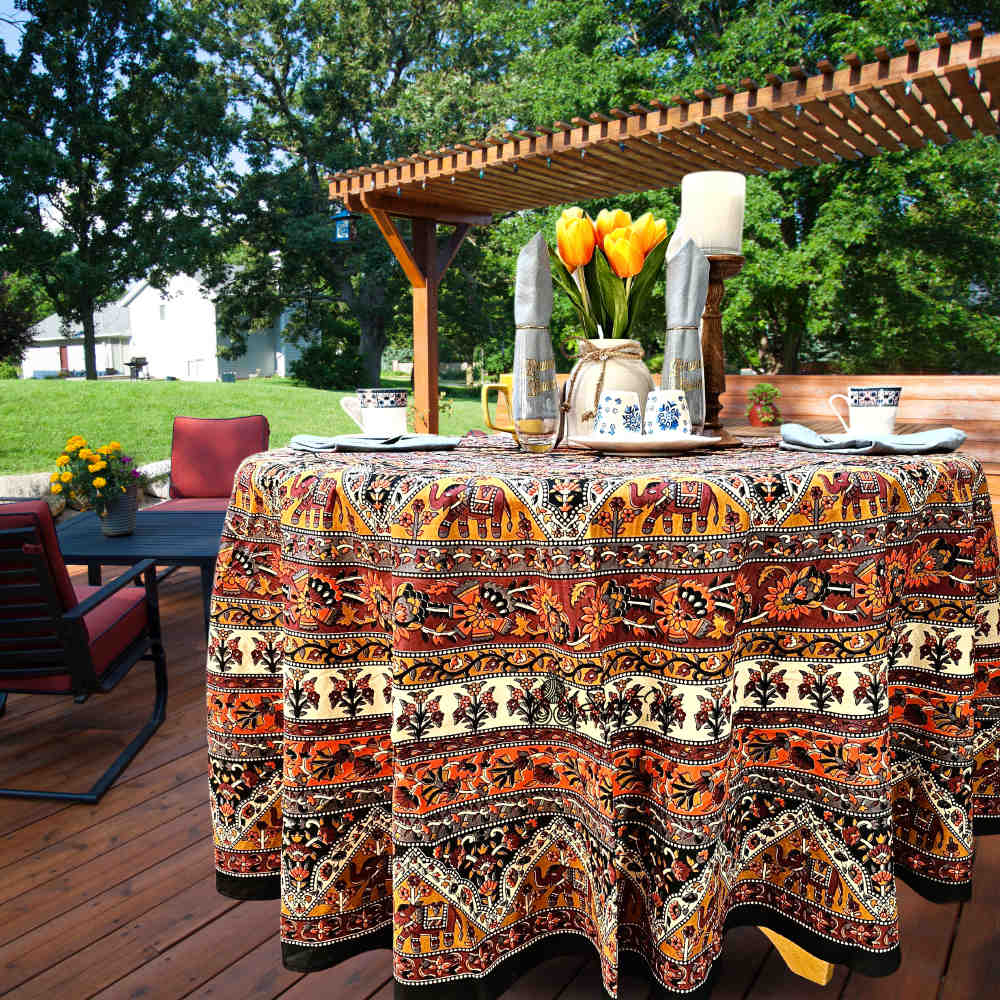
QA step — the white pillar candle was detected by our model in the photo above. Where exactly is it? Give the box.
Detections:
[680,171,746,255]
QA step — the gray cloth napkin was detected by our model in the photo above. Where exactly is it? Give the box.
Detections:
[780,422,966,455]
[663,238,709,430]
[514,231,553,328]
[289,433,461,453]
[513,232,559,427]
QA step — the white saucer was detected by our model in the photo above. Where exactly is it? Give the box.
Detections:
[569,432,722,454]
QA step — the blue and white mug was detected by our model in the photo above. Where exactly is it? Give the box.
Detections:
[644,389,693,436]
[828,385,901,436]
[594,390,643,437]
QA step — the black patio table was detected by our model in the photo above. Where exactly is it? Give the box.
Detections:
[57,508,226,630]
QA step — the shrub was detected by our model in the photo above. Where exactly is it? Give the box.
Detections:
[289,338,366,391]
[0,358,19,379]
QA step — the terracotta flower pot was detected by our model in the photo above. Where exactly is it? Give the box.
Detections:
[747,402,780,427]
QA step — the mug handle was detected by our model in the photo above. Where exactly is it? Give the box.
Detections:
[827,393,850,433]
[340,395,364,430]
[481,383,519,443]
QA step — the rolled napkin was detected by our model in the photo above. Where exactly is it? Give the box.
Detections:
[513,232,560,440]
[662,237,709,432]
[290,433,461,453]
[780,423,966,455]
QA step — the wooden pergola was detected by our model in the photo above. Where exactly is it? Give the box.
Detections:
[328,26,1000,433]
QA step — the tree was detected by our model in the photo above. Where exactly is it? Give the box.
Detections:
[0,271,48,362]
[190,0,505,384]
[0,0,233,379]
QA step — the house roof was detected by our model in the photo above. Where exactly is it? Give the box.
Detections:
[30,280,146,345]
[327,26,1000,220]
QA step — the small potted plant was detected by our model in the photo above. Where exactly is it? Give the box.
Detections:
[746,382,782,427]
[52,436,148,536]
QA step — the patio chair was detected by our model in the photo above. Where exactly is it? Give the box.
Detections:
[0,500,167,803]
[156,414,270,513]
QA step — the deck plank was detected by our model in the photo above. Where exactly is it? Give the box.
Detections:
[6,876,237,1000]
[0,806,210,948]
[275,950,393,1000]
[192,935,305,999]
[938,833,1000,999]
[0,840,210,992]
[85,899,277,1000]
[0,748,206,872]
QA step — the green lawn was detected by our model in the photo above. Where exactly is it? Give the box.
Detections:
[0,376,486,475]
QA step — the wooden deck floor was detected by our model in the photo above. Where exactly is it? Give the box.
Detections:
[1,567,997,1000]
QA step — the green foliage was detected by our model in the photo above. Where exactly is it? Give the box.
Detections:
[0,271,46,362]
[0,359,20,379]
[289,332,367,391]
[747,383,781,406]
[289,344,366,392]
[747,382,781,422]
[0,0,234,379]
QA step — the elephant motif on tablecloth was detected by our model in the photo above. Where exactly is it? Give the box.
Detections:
[816,470,891,519]
[427,481,513,539]
[285,474,346,530]
[769,844,846,908]
[628,480,720,535]
[394,900,459,950]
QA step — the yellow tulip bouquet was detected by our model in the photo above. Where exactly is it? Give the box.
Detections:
[551,206,668,339]
[52,436,147,515]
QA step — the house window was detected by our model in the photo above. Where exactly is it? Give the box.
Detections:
[159,303,167,321]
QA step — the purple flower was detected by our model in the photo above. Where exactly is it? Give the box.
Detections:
[121,455,132,464]
[132,469,141,477]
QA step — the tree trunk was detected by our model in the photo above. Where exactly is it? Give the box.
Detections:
[81,298,98,380]
[359,316,386,386]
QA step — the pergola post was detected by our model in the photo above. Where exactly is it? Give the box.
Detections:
[411,220,440,432]
[346,192,491,433]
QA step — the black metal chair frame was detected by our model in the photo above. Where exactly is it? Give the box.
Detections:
[0,524,167,803]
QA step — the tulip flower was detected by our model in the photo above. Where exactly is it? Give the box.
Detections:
[595,208,632,248]
[603,226,646,278]
[632,212,668,255]
[556,208,596,272]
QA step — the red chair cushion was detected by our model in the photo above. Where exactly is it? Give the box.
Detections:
[169,415,269,499]
[155,497,231,513]
[0,500,77,612]
[3,583,149,693]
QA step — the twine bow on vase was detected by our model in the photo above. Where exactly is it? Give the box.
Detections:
[562,339,646,421]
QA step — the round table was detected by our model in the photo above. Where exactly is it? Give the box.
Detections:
[206,436,1000,999]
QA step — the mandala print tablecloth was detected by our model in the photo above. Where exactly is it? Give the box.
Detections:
[206,437,1000,999]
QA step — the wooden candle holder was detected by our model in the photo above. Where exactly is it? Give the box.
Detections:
[701,253,744,445]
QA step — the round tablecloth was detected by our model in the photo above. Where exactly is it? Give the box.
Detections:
[206,436,1000,999]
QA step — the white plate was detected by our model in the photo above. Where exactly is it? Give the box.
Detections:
[569,432,722,454]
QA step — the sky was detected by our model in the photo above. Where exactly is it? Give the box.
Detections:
[0,2,23,54]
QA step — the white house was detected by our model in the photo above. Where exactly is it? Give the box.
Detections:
[21,274,301,380]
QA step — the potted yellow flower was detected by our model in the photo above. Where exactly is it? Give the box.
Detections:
[52,437,147,536]
[551,205,669,438]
